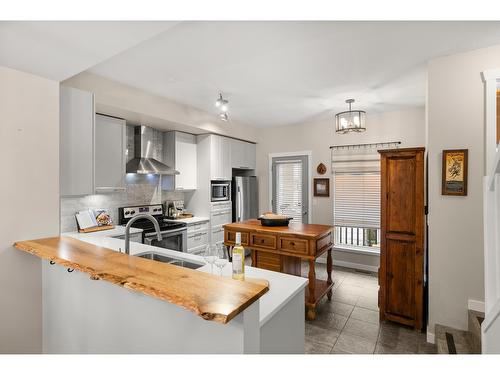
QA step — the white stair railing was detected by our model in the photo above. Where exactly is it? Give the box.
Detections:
[481,69,500,354]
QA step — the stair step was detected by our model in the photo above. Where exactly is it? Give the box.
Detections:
[435,324,477,354]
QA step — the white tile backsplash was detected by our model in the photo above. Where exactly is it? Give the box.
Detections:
[61,174,184,232]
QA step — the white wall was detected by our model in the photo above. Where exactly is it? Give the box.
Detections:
[0,66,59,353]
[256,107,425,269]
[427,44,500,334]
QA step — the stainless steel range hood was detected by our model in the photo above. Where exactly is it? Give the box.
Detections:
[126,125,179,175]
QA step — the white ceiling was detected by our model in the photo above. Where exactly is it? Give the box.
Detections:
[87,21,500,127]
[3,21,500,127]
[0,21,177,81]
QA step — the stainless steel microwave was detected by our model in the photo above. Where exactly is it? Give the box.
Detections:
[211,180,231,202]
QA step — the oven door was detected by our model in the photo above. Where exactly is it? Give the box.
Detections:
[144,228,187,252]
[211,182,230,202]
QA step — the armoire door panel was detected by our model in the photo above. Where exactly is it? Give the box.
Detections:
[387,156,416,234]
[386,239,415,320]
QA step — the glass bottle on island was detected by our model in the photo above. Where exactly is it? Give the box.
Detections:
[232,232,245,281]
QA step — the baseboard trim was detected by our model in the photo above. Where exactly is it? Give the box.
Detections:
[427,331,435,344]
[317,257,378,273]
[468,299,485,313]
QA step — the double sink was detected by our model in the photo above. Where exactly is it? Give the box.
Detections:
[135,251,204,270]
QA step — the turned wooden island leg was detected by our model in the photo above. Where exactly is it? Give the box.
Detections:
[326,248,333,300]
[225,245,233,262]
[307,259,316,320]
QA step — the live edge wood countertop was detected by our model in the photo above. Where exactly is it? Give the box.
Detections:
[13,236,269,324]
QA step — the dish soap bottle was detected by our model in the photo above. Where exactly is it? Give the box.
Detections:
[232,232,245,281]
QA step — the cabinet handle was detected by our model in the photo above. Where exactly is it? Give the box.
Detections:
[67,268,74,273]
[49,260,55,265]
[290,241,295,246]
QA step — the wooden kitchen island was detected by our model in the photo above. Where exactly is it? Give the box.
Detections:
[224,220,334,319]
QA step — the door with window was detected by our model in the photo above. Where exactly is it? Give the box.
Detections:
[271,155,309,224]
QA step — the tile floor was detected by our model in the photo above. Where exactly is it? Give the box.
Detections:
[302,263,436,354]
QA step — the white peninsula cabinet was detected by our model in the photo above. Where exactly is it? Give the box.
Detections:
[60,86,127,196]
[231,139,256,170]
[163,131,197,190]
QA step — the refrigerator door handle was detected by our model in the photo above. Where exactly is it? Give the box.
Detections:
[238,187,244,222]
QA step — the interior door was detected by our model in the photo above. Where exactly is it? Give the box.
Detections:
[271,155,309,223]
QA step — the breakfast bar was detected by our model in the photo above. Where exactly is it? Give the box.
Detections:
[13,234,307,353]
[224,219,334,320]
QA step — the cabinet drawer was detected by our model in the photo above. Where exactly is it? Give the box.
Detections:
[187,221,209,234]
[250,233,277,249]
[211,201,232,211]
[211,210,232,227]
[187,231,209,250]
[279,237,309,255]
[212,227,225,244]
[256,251,281,272]
[225,231,249,246]
[189,244,206,256]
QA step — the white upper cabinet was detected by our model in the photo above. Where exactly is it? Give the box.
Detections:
[163,131,197,190]
[60,86,127,196]
[94,114,126,192]
[231,139,256,170]
[60,86,95,197]
[209,135,232,180]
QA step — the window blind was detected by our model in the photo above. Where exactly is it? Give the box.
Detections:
[275,160,303,223]
[333,171,380,229]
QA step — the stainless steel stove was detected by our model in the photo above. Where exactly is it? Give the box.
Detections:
[118,204,187,252]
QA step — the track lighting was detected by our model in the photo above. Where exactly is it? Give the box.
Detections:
[215,93,229,121]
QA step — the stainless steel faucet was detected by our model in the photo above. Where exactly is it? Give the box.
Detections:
[124,214,162,254]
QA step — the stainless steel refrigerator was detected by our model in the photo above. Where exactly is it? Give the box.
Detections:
[232,176,259,222]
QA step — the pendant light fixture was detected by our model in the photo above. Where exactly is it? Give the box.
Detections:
[215,93,229,121]
[335,99,366,133]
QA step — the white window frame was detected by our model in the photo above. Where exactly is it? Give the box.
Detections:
[332,170,381,256]
[268,151,312,223]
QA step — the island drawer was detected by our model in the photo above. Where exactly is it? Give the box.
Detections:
[279,237,309,255]
[187,231,209,250]
[255,251,281,272]
[250,233,277,250]
[187,221,209,234]
[225,230,249,246]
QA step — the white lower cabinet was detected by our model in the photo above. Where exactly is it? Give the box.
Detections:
[210,201,232,246]
[211,226,225,246]
[189,245,206,256]
[187,221,209,235]
[186,220,210,253]
[187,230,209,251]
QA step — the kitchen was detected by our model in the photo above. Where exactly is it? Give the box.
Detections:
[2,12,500,373]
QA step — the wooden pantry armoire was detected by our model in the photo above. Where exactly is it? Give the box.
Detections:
[378,147,425,330]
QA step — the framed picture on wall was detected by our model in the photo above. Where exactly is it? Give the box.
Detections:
[442,149,468,196]
[313,178,330,197]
